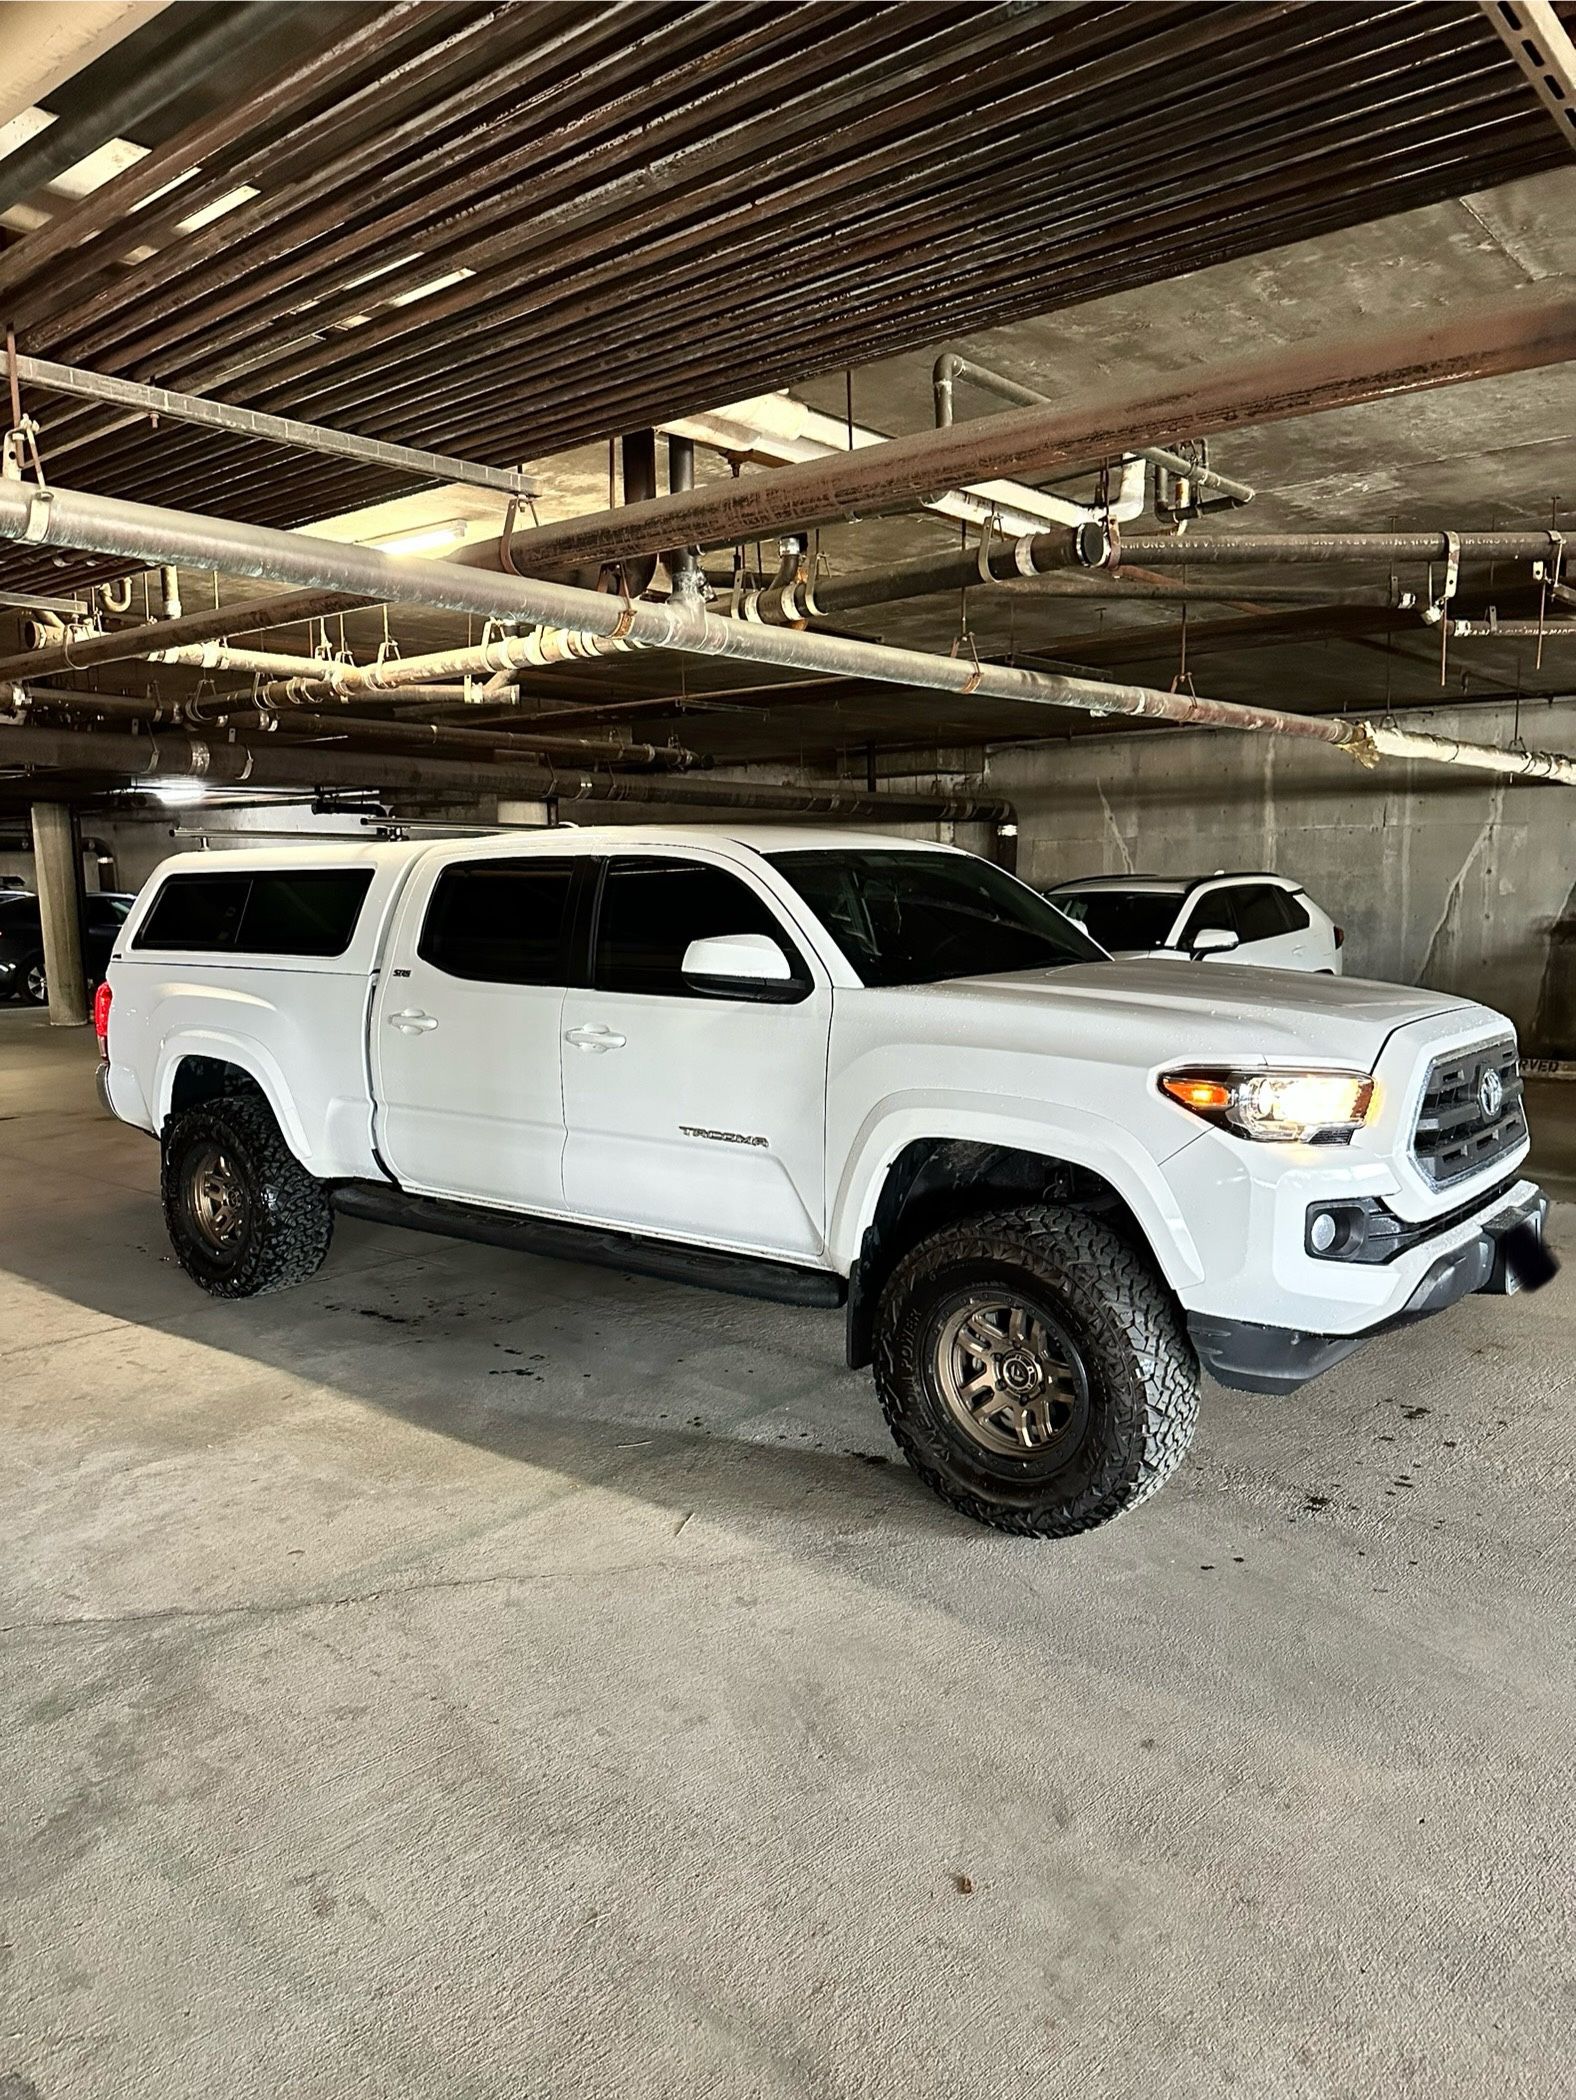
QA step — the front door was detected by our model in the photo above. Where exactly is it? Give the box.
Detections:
[373,852,588,1210]
[560,853,832,1260]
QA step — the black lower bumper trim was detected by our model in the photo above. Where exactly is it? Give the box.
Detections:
[331,1180,846,1309]
[1190,1186,1549,1395]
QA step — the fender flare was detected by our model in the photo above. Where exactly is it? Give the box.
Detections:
[829,1091,1204,1291]
[154,1027,314,1165]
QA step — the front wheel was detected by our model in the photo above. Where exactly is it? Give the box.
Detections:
[162,1094,333,1298]
[873,1205,1199,1536]
[22,957,47,1004]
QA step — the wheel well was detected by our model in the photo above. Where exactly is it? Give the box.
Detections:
[167,1055,267,1124]
[845,1138,1158,1369]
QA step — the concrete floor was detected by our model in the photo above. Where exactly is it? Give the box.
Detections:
[2,1013,1572,2100]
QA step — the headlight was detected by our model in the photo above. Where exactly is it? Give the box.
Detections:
[1160,1067,1375,1143]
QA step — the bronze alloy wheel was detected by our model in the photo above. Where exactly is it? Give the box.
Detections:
[931,1292,1091,1458]
[184,1142,249,1255]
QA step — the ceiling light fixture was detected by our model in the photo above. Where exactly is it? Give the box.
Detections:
[368,521,469,558]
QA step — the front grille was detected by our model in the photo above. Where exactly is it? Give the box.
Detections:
[1412,1037,1526,1188]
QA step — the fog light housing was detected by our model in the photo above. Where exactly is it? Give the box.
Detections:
[1304,1201,1376,1261]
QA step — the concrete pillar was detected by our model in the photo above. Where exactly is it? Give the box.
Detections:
[30,801,88,1026]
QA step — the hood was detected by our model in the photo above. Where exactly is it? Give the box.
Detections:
[930,959,1477,1067]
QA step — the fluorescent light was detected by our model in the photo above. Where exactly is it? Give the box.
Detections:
[149,779,206,806]
[369,521,468,558]
[388,267,474,308]
[50,136,150,199]
[0,108,55,165]
[176,183,260,234]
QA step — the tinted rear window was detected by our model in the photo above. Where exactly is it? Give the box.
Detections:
[136,870,373,956]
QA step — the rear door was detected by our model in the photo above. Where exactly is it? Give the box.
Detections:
[1227,883,1321,969]
[560,851,832,1259]
[1177,882,1304,969]
[372,850,589,1210]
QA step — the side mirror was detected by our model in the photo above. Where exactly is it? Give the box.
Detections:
[681,932,806,1002]
[1190,926,1240,959]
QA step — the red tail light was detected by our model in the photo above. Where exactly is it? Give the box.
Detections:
[1333,926,1345,948]
[93,980,112,1056]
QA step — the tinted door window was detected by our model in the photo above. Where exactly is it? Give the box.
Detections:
[419,858,580,984]
[595,857,795,997]
[86,897,131,932]
[1178,888,1239,946]
[771,850,1101,987]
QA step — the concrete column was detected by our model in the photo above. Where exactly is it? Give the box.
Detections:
[30,801,88,1026]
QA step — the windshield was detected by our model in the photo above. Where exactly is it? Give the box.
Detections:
[768,849,1105,987]
[1054,889,1182,952]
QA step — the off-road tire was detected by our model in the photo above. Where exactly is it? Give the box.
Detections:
[162,1094,333,1298]
[874,1205,1198,1536]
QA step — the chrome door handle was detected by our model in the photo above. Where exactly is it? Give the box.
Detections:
[389,1009,439,1033]
[564,1023,626,1052]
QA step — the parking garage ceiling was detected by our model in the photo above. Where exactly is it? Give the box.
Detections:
[0,0,1574,803]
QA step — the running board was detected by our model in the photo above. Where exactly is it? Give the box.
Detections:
[331,1180,846,1309]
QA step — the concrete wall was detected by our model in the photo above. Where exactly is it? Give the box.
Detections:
[971,697,1575,1055]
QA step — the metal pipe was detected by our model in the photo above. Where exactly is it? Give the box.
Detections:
[471,295,1576,568]
[1445,618,1576,638]
[1356,720,1576,784]
[1113,531,1566,565]
[932,351,1239,514]
[0,480,1570,790]
[159,566,182,621]
[188,707,698,771]
[0,720,1010,821]
[0,586,380,683]
[666,434,704,607]
[11,354,541,502]
[8,683,696,770]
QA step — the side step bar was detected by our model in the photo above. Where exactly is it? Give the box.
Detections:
[331,1180,847,1309]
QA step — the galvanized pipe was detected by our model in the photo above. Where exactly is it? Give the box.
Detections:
[0,587,379,683]
[0,479,1359,750]
[0,481,1570,791]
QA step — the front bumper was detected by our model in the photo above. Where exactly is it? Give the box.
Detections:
[1189,1183,1549,1394]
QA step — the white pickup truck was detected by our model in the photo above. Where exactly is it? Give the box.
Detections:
[97,825,1546,1536]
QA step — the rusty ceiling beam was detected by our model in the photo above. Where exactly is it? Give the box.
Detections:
[499,293,1576,570]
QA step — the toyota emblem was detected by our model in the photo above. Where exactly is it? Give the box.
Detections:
[1478,1067,1505,1121]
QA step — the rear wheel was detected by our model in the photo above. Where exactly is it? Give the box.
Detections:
[873,1205,1199,1536]
[162,1094,333,1298]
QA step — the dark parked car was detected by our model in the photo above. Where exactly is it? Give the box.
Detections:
[0,892,135,1004]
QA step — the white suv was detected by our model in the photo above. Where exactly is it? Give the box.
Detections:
[1048,873,1343,973]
